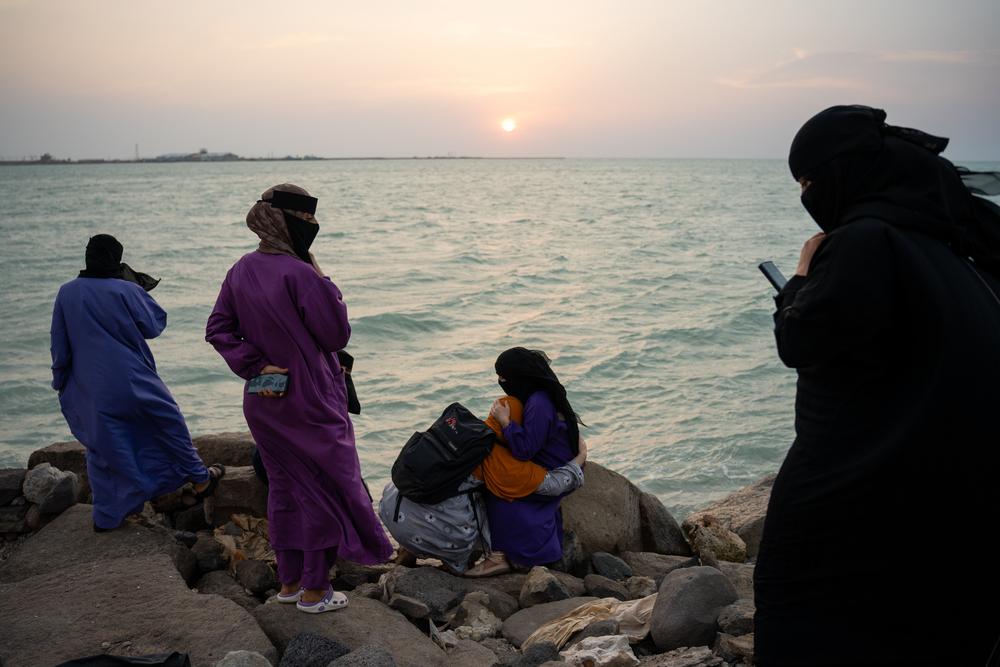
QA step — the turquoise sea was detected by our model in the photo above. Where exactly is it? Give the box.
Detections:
[2,159,995,518]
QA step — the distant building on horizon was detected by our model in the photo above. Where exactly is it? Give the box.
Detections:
[154,148,239,162]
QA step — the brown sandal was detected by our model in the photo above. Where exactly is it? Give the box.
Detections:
[464,552,511,578]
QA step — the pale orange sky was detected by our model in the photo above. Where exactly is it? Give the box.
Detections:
[1,0,998,159]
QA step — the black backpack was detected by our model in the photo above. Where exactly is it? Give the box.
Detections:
[390,402,495,505]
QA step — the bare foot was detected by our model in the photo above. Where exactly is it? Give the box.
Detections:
[300,587,329,604]
[280,581,301,596]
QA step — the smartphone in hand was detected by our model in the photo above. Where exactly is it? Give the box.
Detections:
[247,373,289,394]
[758,261,788,292]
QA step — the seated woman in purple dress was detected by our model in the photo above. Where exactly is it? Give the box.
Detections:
[206,184,392,614]
[465,347,584,577]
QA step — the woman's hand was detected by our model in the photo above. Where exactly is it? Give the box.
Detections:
[258,364,288,398]
[796,232,827,277]
[490,399,511,427]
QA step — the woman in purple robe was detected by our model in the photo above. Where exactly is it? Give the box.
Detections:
[51,234,224,532]
[206,184,391,614]
[466,347,583,577]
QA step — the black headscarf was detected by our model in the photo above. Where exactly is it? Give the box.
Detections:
[78,234,160,291]
[788,105,1000,273]
[495,347,581,455]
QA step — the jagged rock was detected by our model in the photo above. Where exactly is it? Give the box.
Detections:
[23,463,79,516]
[193,432,257,467]
[567,619,620,647]
[502,596,598,647]
[716,561,754,601]
[0,504,197,585]
[620,552,698,586]
[27,441,90,501]
[355,582,382,599]
[0,505,28,533]
[254,593,448,667]
[713,632,754,664]
[591,552,633,581]
[683,474,775,559]
[450,593,502,641]
[383,566,516,622]
[279,632,350,666]
[626,576,657,600]
[236,559,278,596]
[389,593,431,619]
[482,572,528,598]
[636,646,726,666]
[174,530,199,548]
[216,650,274,666]
[0,553,276,666]
[477,637,518,664]
[448,639,496,667]
[639,492,692,556]
[649,566,738,652]
[683,515,747,564]
[192,535,228,574]
[509,641,561,667]
[519,566,571,608]
[174,503,210,532]
[560,634,639,666]
[0,469,26,505]
[562,463,643,558]
[336,559,395,583]
[211,466,268,522]
[717,598,754,636]
[584,573,629,601]
[197,570,260,612]
[329,643,397,666]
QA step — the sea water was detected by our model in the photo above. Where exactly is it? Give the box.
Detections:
[2,159,993,517]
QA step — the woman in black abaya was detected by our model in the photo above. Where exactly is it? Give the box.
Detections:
[755,105,1000,666]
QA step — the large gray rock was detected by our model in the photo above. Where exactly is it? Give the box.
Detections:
[236,559,278,596]
[384,566,517,621]
[329,644,397,667]
[561,463,643,557]
[279,632,350,666]
[683,473,775,559]
[0,468,26,506]
[254,593,449,667]
[211,466,268,522]
[649,566,738,652]
[22,463,79,515]
[502,596,598,647]
[192,535,229,574]
[28,441,90,501]
[620,552,698,586]
[447,639,496,667]
[0,504,29,533]
[639,492,692,556]
[0,553,276,666]
[591,552,633,581]
[193,432,257,467]
[0,504,196,585]
[584,573,629,601]
[519,566,571,608]
[486,570,584,600]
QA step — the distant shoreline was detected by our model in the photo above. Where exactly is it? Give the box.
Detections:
[0,155,567,166]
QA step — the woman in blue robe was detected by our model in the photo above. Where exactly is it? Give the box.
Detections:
[50,235,223,530]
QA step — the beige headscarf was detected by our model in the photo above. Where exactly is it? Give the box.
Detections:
[246,183,316,258]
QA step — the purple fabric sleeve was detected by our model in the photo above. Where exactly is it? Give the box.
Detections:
[502,394,555,461]
[297,279,351,353]
[124,285,167,340]
[205,279,268,380]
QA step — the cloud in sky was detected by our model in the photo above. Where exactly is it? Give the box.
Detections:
[0,0,997,159]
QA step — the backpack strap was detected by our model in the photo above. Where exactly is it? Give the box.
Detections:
[466,487,489,554]
[393,494,403,523]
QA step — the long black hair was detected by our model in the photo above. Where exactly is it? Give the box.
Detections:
[494,347,581,455]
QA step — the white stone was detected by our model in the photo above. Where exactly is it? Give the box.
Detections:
[559,634,639,667]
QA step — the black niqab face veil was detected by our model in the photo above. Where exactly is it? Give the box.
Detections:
[787,105,1000,272]
[269,189,320,263]
[495,347,582,455]
[78,234,160,291]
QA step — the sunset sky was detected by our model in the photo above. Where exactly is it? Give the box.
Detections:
[1,0,998,160]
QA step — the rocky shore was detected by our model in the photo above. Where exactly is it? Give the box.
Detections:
[0,434,771,667]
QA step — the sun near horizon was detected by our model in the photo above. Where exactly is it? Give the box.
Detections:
[500,118,517,133]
